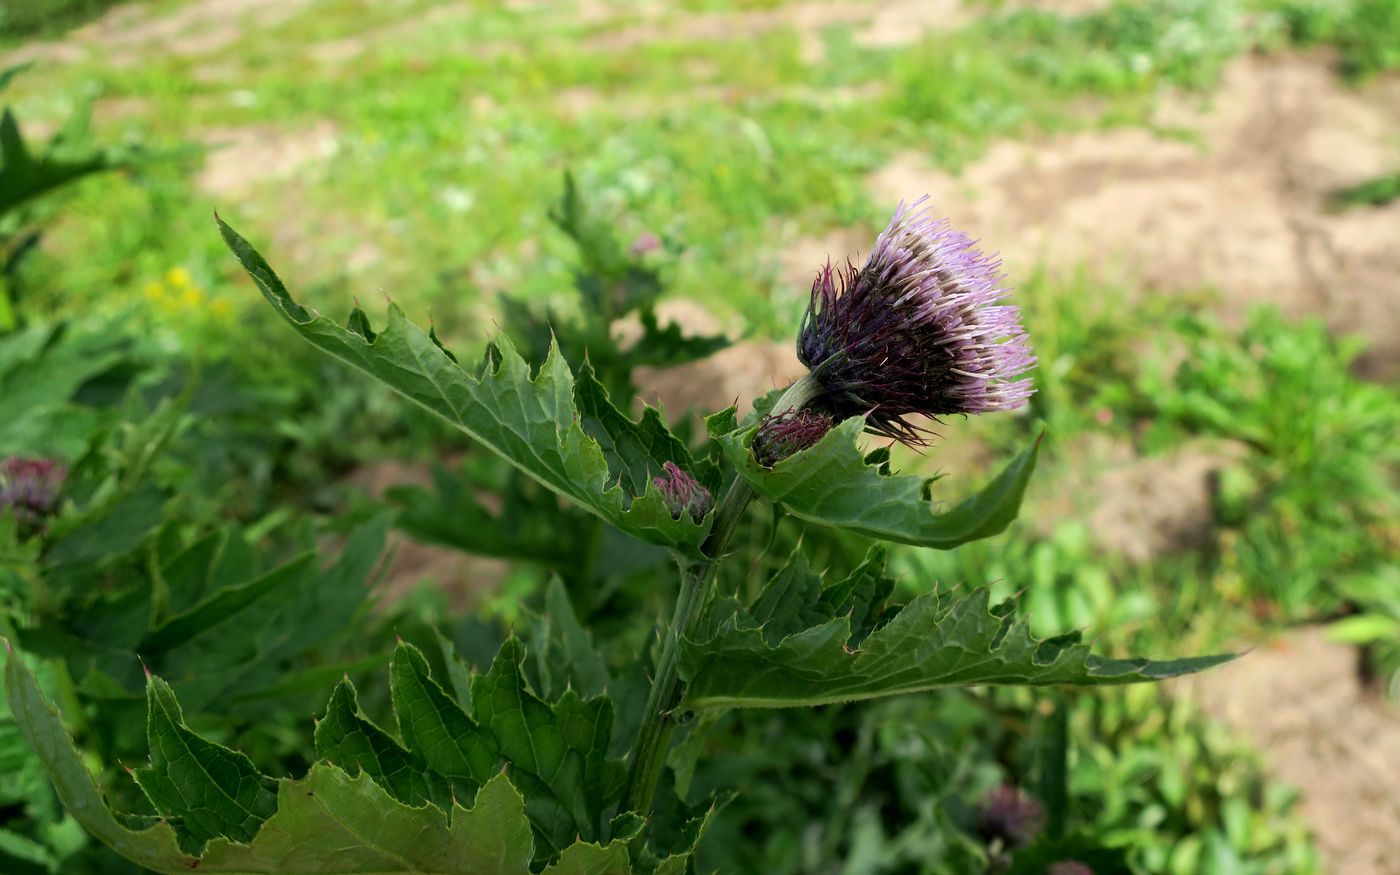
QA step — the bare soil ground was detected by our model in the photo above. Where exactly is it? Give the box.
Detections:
[1181,628,1400,875]
[870,53,1400,378]
[196,122,340,198]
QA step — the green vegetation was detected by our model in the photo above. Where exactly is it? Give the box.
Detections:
[3,0,1399,872]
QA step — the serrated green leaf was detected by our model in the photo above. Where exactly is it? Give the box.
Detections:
[530,578,611,701]
[575,361,719,496]
[139,554,316,655]
[472,638,625,859]
[5,643,659,873]
[315,679,454,812]
[131,674,278,854]
[679,565,1234,709]
[715,417,1040,549]
[543,839,634,875]
[436,632,476,713]
[151,514,390,712]
[3,643,192,871]
[389,642,498,799]
[220,217,710,556]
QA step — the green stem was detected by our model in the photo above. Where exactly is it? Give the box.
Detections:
[622,375,821,815]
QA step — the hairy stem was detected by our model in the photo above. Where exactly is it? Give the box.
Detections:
[622,374,821,816]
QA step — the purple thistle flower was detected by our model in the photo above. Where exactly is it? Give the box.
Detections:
[977,784,1045,849]
[1048,863,1094,875]
[629,232,662,258]
[0,456,67,531]
[752,410,834,467]
[653,462,712,523]
[796,196,1035,444]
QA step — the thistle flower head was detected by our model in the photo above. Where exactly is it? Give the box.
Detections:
[977,784,1045,849]
[653,462,712,522]
[797,196,1035,443]
[752,410,834,467]
[0,456,67,531]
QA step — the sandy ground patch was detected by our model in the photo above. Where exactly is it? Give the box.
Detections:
[870,54,1400,377]
[1033,434,1247,561]
[1183,628,1400,875]
[347,460,505,608]
[584,0,967,62]
[195,121,340,197]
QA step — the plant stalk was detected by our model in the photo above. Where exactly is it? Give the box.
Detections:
[622,374,821,815]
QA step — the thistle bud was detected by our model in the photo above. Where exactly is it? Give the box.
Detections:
[797,196,1035,444]
[977,784,1045,849]
[752,410,834,467]
[0,456,67,532]
[653,462,712,523]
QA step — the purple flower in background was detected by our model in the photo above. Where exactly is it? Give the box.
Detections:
[653,462,712,523]
[0,457,67,530]
[977,784,1045,849]
[752,410,834,467]
[796,196,1035,444]
[629,232,662,258]
[1048,863,1094,875]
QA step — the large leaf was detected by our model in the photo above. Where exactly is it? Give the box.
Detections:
[714,414,1040,549]
[315,679,456,813]
[678,553,1233,710]
[471,637,625,859]
[2,641,677,874]
[131,674,278,854]
[314,638,625,863]
[220,216,711,556]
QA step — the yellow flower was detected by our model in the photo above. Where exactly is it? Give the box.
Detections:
[165,267,193,288]
[180,286,205,308]
[143,281,165,302]
[209,299,232,319]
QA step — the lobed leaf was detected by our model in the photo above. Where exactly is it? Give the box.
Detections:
[2,641,670,874]
[714,415,1040,549]
[472,637,625,859]
[678,554,1234,710]
[220,217,712,556]
[132,675,278,854]
[315,680,455,812]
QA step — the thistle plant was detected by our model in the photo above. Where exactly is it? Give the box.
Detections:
[978,784,1046,850]
[1,196,1232,874]
[0,456,66,532]
[797,196,1035,443]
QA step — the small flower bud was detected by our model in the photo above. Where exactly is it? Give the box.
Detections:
[653,462,712,523]
[751,410,834,467]
[0,456,67,532]
[977,784,1045,849]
